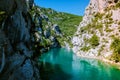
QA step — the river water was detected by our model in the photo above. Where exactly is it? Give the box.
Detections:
[39,48,120,80]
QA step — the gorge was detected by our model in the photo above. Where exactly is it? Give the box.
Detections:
[0,0,120,80]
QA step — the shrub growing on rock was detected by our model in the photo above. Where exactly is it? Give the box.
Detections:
[89,34,99,47]
[110,37,120,62]
[116,2,120,8]
[81,46,90,52]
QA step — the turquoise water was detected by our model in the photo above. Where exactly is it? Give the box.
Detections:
[39,48,120,80]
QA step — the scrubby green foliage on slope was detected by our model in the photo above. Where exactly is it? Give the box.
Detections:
[110,37,120,62]
[31,6,82,47]
[39,7,82,37]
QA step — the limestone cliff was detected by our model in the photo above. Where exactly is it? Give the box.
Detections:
[0,0,41,80]
[72,0,120,62]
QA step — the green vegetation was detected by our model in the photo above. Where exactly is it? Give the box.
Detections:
[57,36,73,47]
[104,1,120,10]
[0,11,5,15]
[57,14,82,37]
[31,6,82,47]
[94,12,104,19]
[40,7,82,37]
[118,21,120,25]
[80,22,103,34]
[89,34,99,47]
[81,46,90,52]
[116,2,120,8]
[105,24,113,32]
[29,6,82,47]
[80,12,104,34]
[40,37,51,47]
[105,12,112,19]
[110,37,120,62]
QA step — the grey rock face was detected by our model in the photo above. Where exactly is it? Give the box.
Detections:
[52,24,62,36]
[26,0,34,9]
[50,36,61,48]
[34,14,42,28]
[41,14,49,22]
[4,10,30,43]
[0,0,27,14]
[8,59,33,80]
[16,42,33,58]
[0,30,13,55]
[0,0,41,80]
[44,28,51,38]
[0,53,25,80]
[20,59,34,79]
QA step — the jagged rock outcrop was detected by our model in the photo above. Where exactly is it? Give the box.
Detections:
[72,0,120,61]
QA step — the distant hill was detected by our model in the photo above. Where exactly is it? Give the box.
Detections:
[31,6,82,47]
[39,7,82,37]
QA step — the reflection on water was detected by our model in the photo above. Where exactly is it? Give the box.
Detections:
[39,48,120,80]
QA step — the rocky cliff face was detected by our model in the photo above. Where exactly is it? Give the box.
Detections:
[0,0,41,80]
[72,0,120,62]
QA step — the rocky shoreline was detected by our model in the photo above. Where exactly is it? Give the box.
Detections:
[75,52,120,69]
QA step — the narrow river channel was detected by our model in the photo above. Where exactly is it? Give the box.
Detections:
[39,48,120,80]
